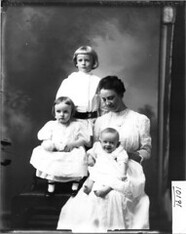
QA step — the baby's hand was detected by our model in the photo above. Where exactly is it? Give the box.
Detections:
[63,142,76,152]
[87,155,95,167]
[41,140,55,151]
[94,188,110,198]
[55,142,65,151]
[121,175,127,181]
[94,186,112,198]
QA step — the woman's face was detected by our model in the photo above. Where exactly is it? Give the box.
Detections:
[99,89,122,112]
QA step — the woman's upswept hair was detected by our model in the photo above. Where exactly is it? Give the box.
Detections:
[73,46,99,69]
[97,75,126,97]
[52,96,76,119]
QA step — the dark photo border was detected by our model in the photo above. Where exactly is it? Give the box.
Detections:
[1,1,185,233]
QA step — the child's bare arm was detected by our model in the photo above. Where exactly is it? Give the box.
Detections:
[87,154,96,166]
[87,147,97,166]
[83,178,94,194]
[118,161,128,181]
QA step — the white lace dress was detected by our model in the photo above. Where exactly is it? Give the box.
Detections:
[57,108,151,231]
[30,120,90,182]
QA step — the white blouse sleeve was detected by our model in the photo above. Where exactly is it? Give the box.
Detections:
[137,115,152,160]
[37,121,53,141]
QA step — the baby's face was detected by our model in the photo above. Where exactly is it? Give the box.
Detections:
[100,132,119,153]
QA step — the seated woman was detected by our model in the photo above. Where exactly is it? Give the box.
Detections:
[57,75,151,232]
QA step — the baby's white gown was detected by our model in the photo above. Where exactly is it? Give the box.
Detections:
[30,120,90,182]
[87,142,129,193]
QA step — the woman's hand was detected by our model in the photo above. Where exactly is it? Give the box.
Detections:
[128,152,143,163]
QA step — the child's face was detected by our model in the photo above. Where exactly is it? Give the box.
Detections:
[54,102,72,124]
[100,132,119,153]
[76,54,93,73]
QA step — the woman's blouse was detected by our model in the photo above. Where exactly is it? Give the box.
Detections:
[56,71,100,113]
[94,109,151,160]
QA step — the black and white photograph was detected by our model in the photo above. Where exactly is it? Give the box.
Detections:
[0,0,185,233]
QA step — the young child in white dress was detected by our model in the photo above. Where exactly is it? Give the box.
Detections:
[56,46,101,142]
[30,96,91,194]
[83,128,128,197]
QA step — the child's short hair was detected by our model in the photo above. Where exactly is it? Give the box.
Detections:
[73,46,99,69]
[52,96,76,119]
[100,127,120,142]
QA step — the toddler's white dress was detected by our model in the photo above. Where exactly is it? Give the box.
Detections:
[30,120,90,182]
